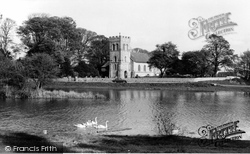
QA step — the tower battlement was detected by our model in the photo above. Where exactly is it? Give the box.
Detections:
[109,36,131,41]
[109,36,130,39]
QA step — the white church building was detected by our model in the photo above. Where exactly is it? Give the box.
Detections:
[106,35,160,78]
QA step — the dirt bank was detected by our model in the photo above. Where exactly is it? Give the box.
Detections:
[1,130,250,153]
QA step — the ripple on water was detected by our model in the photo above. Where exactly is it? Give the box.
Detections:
[0,90,250,140]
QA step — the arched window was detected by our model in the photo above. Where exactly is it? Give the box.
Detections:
[126,44,128,50]
[144,65,146,72]
[114,56,117,62]
[114,64,117,70]
[112,44,116,51]
[125,56,126,62]
[116,43,119,50]
[138,65,141,72]
[123,44,125,50]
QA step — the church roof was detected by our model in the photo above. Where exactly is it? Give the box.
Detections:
[131,52,150,63]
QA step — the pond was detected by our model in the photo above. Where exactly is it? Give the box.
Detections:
[0,89,250,140]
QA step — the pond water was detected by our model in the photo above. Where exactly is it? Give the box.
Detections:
[0,89,250,140]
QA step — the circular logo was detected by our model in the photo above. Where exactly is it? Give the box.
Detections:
[5,146,11,152]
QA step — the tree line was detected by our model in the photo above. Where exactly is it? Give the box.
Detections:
[0,14,109,92]
[148,34,250,80]
[0,13,250,94]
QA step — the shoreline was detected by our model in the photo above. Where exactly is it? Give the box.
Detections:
[0,129,250,153]
[45,81,250,92]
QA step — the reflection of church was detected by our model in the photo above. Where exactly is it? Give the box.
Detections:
[104,35,159,78]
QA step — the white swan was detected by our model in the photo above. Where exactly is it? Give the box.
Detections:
[171,124,180,135]
[94,121,108,130]
[91,117,98,126]
[74,123,87,128]
[172,129,179,135]
[85,120,93,127]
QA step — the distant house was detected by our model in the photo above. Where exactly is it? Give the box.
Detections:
[102,35,159,78]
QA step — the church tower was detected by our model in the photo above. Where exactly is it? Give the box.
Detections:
[109,34,131,78]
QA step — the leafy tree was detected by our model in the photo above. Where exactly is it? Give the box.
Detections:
[86,35,109,76]
[202,34,235,76]
[71,28,97,64]
[22,53,59,89]
[59,56,75,77]
[74,61,99,77]
[240,50,250,80]
[0,18,17,58]
[0,57,26,89]
[17,15,79,63]
[133,48,149,54]
[168,59,185,75]
[147,42,179,77]
[17,15,99,77]
[181,50,213,77]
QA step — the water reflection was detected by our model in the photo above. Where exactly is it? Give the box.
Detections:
[107,90,250,139]
[0,90,250,140]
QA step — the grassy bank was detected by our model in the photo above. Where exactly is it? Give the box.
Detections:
[1,130,249,153]
[45,80,250,92]
[30,89,106,99]
[0,86,106,99]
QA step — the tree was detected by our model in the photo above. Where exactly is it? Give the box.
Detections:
[17,15,99,76]
[71,28,97,64]
[202,34,235,76]
[22,53,59,89]
[132,48,149,54]
[59,56,75,77]
[86,35,109,76]
[240,50,250,80]
[181,50,213,77]
[17,15,79,63]
[0,18,17,58]
[74,61,99,77]
[0,57,26,89]
[147,42,179,77]
[168,59,185,75]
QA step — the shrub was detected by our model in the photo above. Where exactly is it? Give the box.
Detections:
[0,90,6,99]
[74,61,99,77]
[30,89,106,99]
[14,90,30,99]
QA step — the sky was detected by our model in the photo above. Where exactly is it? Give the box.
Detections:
[1,0,250,55]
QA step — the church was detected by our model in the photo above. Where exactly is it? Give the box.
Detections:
[103,35,160,78]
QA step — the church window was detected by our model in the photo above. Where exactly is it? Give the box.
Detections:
[123,44,125,50]
[138,65,141,72]
[126,44,128,50]
[114,64,117,70]
[144,65,146,71]
[112,44,116,51]
[114,56,117,62]
[125,56,126,62]
[116,43,119,50]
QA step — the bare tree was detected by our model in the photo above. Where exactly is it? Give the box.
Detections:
[0,18,16,58]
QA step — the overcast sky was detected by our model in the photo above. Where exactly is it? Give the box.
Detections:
[1,0,250,55]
